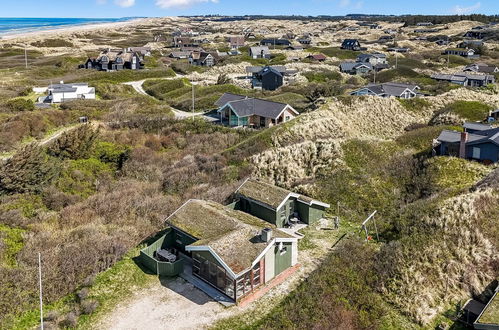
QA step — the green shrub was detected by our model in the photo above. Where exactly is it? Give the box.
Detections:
[0,144,59,194]
[92,141,130,168]
[398,97,431,113]
[303,70,342,83]
[396,125,460,152]
[55,158,114,197]
[143,79,187,99]
[423,157,489,194]
[5,98,35,112]
[47,125,99,160]
[443,100,494,121]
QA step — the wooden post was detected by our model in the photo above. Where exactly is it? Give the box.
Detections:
[38,253,44,330]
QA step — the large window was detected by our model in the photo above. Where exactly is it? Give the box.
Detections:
[235,262,261,299]
[192,253,235,299]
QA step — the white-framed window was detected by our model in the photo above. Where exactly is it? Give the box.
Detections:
[472,147,481,159]
[285,116,290,121]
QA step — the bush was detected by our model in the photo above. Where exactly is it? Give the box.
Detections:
[55,158,114,197]
[0,144,59,194]
[5,98,35,112]
[92,141,130,168]
[398,97,431,113]
[443,100,494,121]
[59,312,77,328]
[80,299,99,315]
[47,125,99,160]
[77,287,89,302]
[303,70,342,83]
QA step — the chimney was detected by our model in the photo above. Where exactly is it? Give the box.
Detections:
[261,228,272,242]
[459,132,468,158]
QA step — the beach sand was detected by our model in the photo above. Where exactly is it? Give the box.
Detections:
[0,17,154,42]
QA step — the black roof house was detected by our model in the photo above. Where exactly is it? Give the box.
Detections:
[256,66,283,91]
[260,39,291,46]
[341,39,365,51]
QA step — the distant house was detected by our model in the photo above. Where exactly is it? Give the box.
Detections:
[339,62,373,75]
[306,53,327,62]
[84,49,143,71]
[234,179,330,228]
[377,35,394,43]
[229,36,245,50]
[284,45,303,51]
[249,46,271,59]
[163,199,299,304]
[430,72,495,87]
[464,30,485,39]
[297,38,311,45]
[215,93,299,128]
[435,39,450,46]
[127,47,151,57]
[350,82,420,99]
[189,51,217,67]
[387,47,410,53]
[463,63,499,74]
[341,39,363,51]
[417,22,434,26]
[260,38,291,46]
[173,36,197,48]
[39,82,95,104]
[356,53,389,69]
[246,66,286,91]
[444,48,477,58]
[458,40,484,49]
[414,28,440,33]
[168,51,191,59]
[434,125,499,164]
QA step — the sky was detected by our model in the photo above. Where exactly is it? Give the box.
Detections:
[0,0,498,18]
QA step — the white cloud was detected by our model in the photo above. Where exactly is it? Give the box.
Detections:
[115,0,136,7]
[452,2,481,14]
[155,0,219,9]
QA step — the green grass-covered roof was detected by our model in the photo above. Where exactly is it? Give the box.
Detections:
[167,199,292,273]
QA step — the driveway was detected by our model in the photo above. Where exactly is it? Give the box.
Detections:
[93,277,235,330]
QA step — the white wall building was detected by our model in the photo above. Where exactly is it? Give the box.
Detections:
[40,82,95,103]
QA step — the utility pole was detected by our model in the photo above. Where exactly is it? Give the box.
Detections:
[191,83,195,119]
[38,253,44,330]
[395,52,398,69]
[447,52,450,68]
[373,68,376,84]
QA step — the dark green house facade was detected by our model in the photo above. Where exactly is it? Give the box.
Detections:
[234,179,330,228]
[164,199,298,303]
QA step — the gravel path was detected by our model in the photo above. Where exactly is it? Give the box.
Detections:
[94,277,236,330]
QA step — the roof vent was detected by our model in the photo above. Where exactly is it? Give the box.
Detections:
[261,228,272,242]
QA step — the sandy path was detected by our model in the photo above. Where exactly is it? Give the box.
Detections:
[123,79,214,120]
[94,277,236,330]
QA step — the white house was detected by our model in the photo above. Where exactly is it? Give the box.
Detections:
[39,82,96,104]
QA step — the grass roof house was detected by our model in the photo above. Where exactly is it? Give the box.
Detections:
[164,199,298,304]
[233,179,330,228]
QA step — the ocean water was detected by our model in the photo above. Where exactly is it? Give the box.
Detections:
[0,17,134,36]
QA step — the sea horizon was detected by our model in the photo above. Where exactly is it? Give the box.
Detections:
[0,17,141,37]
